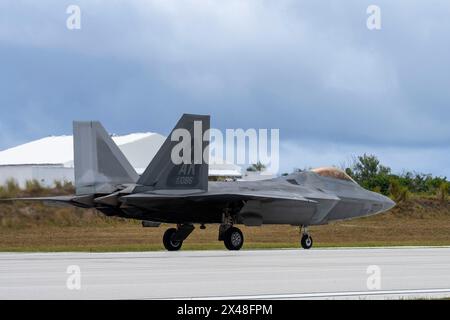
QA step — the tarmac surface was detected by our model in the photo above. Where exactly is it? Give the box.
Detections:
[1,247,449,299]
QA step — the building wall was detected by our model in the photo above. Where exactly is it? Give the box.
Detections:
[31,166,74,187]
[241,171,275,181]
[0,166,34,187]
[0,164,243,188]
[0,165,74,188]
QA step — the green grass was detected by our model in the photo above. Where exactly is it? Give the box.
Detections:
[2,241,450,253]
[0,195,449,253]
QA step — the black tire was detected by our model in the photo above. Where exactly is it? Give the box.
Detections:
[163,228,183,251]
[223,227,244,251]
[301,234,313,249]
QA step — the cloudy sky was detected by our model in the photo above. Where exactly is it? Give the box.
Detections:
[1,1,449,176]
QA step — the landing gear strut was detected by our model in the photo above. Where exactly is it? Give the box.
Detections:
[219,211,244,251]
[300,226,313,249]
[162,224,194,251]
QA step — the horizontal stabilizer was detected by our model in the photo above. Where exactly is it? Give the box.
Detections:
[0,196,90,208]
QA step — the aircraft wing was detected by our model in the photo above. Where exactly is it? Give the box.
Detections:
[122,190,317,204]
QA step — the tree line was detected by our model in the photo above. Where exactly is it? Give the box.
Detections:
[345,154,448,203]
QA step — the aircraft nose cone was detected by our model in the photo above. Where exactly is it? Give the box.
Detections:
[382,196,396,211]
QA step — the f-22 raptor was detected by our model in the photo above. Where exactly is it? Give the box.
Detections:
[12,114,395,251]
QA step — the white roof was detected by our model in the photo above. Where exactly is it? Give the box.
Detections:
[208,161,242,177]
[110,133,153,145]
[0,133,156,166]
[209,169,242,177]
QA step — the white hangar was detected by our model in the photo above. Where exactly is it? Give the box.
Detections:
[0,133,243,188]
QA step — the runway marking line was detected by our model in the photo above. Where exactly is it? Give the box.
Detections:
[169,288,450,300]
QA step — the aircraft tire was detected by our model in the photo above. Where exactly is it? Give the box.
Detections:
[301,234,313,249]
[163,228,183,251]
[223,227,244,251]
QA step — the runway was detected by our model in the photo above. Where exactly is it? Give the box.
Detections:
[1,247,450,300]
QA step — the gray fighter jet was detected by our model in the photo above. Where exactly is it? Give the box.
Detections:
[9,114,395,251]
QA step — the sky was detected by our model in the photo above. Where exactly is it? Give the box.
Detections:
[0,1,449,176]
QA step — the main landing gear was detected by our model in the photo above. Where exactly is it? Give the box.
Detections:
[218,211,244,251]
[223,226,244,251]
[162,222,245,251]
[300,226,313,249]
[162,224,194,251]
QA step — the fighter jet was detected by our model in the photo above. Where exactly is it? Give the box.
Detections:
[9,114,395,251]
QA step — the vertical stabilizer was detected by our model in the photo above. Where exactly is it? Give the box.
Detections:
[73,121,139,195]
[137,114,210,192]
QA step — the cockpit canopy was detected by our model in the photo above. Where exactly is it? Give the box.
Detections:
[311,167,357,183]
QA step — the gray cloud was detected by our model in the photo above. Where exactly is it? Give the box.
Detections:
[0,0,449,175]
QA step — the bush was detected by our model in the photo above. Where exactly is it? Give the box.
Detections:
[0,179,75,199]
[346,154,448,197]
[437,182,449,203]
[53,180,75,194]
[389,179,409,204]
[246,161,266,172]
[62,181,75,193]
[24,180,44,196]
[0,179,20,198]
[347,154,391,195]
[0,186,5,199]
[54,180,63,190]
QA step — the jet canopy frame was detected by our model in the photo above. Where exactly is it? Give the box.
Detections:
[311,167,357,184]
